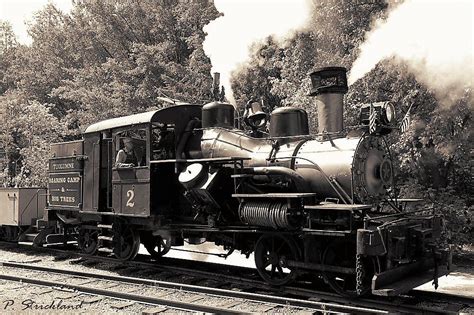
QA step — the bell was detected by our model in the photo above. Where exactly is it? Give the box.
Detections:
[244,101,267,128]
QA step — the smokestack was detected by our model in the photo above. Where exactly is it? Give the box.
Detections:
[212,72,220,101]
[309,67,348,134]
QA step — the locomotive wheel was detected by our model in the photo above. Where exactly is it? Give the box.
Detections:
[113,224,140,261]
[78,228,98,255]
[254,234,299,286]
[321,240,374,297]
[143,235,171,259]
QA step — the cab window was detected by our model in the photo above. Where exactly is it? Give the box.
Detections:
[114,128,147,168]
[151,123,175,160]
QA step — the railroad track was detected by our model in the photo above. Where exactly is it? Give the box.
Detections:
[0,241,472,314]
[0,261,238,314]
[0,261,381,314]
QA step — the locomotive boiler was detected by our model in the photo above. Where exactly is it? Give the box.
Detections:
[0,66,451,297]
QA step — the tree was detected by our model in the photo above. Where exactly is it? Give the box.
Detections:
[0,91,65,186]
[0,0,221,185]
[231,36,284,112]
[0,21,18,95]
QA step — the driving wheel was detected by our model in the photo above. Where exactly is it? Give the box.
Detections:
[78,227,98,255]
[254,234,299,286]
[113,223,140,261]
[143,234,171,259]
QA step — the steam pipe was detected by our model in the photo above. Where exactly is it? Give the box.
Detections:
[175,118,201,173]
[176,118,201,159]
[248,166,310,192]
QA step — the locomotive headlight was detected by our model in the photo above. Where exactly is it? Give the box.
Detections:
[359,102,396,126]
[358,101,395,135]
[383,102,396,124]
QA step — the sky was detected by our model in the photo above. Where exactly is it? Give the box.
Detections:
[0,0,73,44]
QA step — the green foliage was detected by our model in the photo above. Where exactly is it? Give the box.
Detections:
[399,180,473,247]
[231,37,284,112]
[0,0,219,186]
[355,62,473,246]
[0,21,18,95]
[0,91,65,186]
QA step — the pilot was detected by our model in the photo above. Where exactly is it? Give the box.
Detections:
[115,137,138,168]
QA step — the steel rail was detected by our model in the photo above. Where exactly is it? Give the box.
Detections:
[0,261,382,314]
[0,273,242,314]
[0,261,247,314]
[410,289,474,308]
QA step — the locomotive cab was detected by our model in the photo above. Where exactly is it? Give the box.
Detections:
[80,104,203,217]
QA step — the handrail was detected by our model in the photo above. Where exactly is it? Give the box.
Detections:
[274,156,352,204]
[150,156,250,164]
[197,126,346,141]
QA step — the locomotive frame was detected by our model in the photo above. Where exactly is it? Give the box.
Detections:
[0,67,451,297]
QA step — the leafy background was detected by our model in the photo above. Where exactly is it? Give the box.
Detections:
[0,0,471,246]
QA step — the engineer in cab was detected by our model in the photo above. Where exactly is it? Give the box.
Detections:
[115,137,142,168]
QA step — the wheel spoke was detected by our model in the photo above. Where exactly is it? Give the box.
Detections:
[275,242,285,254]
[113,223,139,260]
[277,265,284,276]
[342,277,348,290]
[263,259,271,268]
[255,234,298,286]
[145,235,170,258]
[79,228,98,255]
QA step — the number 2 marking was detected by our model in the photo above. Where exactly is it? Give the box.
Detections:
[126,190,135,207]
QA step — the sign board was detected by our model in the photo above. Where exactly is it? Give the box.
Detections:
[48,172,82,208]
[49,157,83,172]
[48,157,83,209]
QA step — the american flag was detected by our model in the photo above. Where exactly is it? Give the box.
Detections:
[399,104,413,133]
[369,103,377,134]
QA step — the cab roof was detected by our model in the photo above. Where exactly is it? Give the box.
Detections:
[84,110,158,134]
[83,104,202,134]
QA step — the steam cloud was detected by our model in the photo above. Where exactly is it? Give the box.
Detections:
[203,0,310,104]
[349,0,473,107]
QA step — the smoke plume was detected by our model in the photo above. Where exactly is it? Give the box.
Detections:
[349,0,473,107]
[203,0,310,104]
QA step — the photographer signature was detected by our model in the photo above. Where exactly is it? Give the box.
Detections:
[3,299,84,310]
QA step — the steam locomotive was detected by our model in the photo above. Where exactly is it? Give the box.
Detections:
[0,67,451,297]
